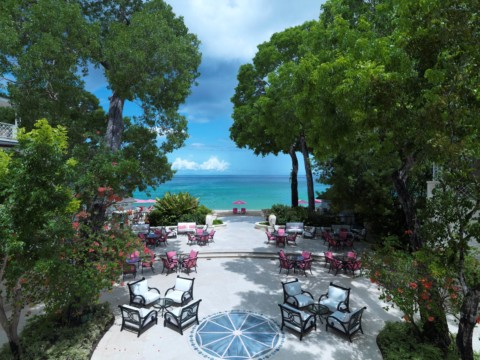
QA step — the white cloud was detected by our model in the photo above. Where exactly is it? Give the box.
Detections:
[166,0,322,61]
[172,156,230,171]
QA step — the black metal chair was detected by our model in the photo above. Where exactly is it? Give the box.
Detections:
[118,304,158,337]
[281,278,314,309]
[318,282,351,313]
[165,275,195,306]
[164,299,202,335]
[127,277,161,307]
[326,307,367,342]
[278,303,316,340]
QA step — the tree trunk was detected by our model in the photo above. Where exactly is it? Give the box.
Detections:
[289,145,299,207]
[456,288,480,360]
[391,159,422,250]
[0,287,23,360]
[105,92,124,152]
[300,135,315,212]
[419,286,451,352]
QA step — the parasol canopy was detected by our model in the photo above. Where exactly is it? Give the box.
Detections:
[232,200,246,205]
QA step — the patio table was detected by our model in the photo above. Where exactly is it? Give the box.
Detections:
[153,298,174,317]
[307,303,330,324]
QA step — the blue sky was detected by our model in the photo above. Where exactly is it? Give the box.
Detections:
[86,0,326,176]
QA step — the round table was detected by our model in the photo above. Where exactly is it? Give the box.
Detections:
[154,298,174,317]
[307,303,330,324]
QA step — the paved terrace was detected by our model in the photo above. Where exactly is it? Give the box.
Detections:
[2,214,478,359]
[93,215,400,360]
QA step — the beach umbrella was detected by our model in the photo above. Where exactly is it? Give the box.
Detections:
[315,199,322,203]
[134,198,156,203]
[232,200,246,205]
[298,199,308,205]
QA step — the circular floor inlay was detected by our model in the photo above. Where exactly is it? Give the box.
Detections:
[190,310,284,359]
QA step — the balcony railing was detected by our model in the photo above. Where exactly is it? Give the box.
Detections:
[0,122,18,146]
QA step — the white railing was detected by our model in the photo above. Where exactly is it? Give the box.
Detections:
[0,122,17,141]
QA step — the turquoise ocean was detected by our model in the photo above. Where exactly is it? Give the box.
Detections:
[133,175,328,210]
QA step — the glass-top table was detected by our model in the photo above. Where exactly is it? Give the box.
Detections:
[154,298,174,317]
[307,303,330,324]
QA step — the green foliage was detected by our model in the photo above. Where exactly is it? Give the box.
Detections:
[268,204,337,226]
[377,322,458,360]
[0,303,113,360]
[0,106,15,124]
[149,192,211,225]
[212,219,223,225]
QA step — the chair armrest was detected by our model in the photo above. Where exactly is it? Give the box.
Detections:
[131,294,147,305]
[337,300,349,312]
[318,293,328,302]
[301,290,314,300]
[285,294,300,307]
[148,286,161,295]
[141,309,158,324]
[165,286,175,295]
[164,309,178,321]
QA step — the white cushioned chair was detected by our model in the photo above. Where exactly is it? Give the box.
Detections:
[165,275,195,306]
[326,306,367,342]
[278,303,316,340]
[281,278,314,309]
[164,299,202,335]
[127,277,161,307]
[318,282,350,312]
[118,304,158,337]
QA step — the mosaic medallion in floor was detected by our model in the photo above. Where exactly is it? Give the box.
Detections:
[191,310,284,359]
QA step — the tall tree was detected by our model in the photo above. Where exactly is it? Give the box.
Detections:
[1,0,201,216]
[0,120,78,359]
[231,22,318,210]
[303,0,480,355]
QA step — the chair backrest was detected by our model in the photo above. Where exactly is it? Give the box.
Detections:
[324,251,333,260]
[347,307,366,332]
[279,257,293,269]
[189,250,198,259]
[328,282,350,305]
[167,251,177,260]
[196,228,203,235]
[128,277,149,297]
[282,278,302,296]
[175,276,194,292]
[119,304,141,324]
[301,251,312,259]
[233,208,238,213]
[347,251,357,259]
[278,228,285,235]
[179,299,201,323]
[278,250,287,259]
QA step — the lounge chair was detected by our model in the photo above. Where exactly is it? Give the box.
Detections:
[326,307,367,342]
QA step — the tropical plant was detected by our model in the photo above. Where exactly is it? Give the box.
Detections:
[150,192,211,225]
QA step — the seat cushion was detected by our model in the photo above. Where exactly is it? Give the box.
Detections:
[319,297,341,312]
[176,278,192,292]
[166,289,190,304]
[289,294,314,308]
[143,290,161,305]
[284,282,302,296]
